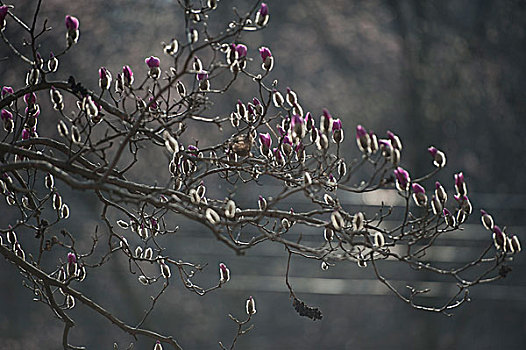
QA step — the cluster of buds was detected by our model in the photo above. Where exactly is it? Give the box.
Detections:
[65,15,79,47]
[479,210,521,253]
[255,3,269,27]
[6,228,25,260]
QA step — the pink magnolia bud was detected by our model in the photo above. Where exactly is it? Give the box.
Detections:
[1,109,12,121]
[122,65,134,85]
[145,56,160,68]
[1,86,13,98]
[0,6,8,28]
[235,44,247,58]
[259,132,271,151]
[412,183,428,207]
[65,15,79,30]
[394,167,410,191]
[355,125,371,153]
[67,252,77,264]
[387,130,402,150]
[443,208,456,227]
[428,146,446,167]
[454,172,467,196]
[219,262,230,283]
[259,47,273,71]
[255,3,269,26]
[259,3,269,16]
[435,181,447,203]
[99,67,112,90]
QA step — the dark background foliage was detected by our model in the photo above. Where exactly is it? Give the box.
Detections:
[1,0,525,349]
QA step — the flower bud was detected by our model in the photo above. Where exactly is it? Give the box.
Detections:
[454,172,467,196]
[435,181,447,203]
[373,232,385,248]
[144,247,153,260]
[387,130,402,150]
[394,167,410,192]
[353,212,365,231]
[356,125,371,153]
[255,3,269,26]
[428,146,446,168]
[480,209,494,230]
[154,341,163,350]
[272,90,284,107]
[65,15,80,46]
[331,211,345,231]
[0,6,8,29]
[225,200,236,219]
[431,195,442,215]
[99,67,112,90]
[324,228,334,242]
[258,195,267,211]
[122,65,134,86]
[510,235,521,253]
[246,296,256,315]
[411,183,428,207]
[205,208,220,225]
[332,119,344,143]
[259,47,273,71]
[443,208,456,227]
[219,262,230,283]
[139,275,149,285]
[492,225,506,251]
[48,52,59,72]
[160,260,171,279]
[163,39,179,56]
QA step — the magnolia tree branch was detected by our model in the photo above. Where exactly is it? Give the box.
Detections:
[0,0,521,349]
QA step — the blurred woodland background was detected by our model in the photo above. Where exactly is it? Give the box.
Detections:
[1,0,525,349]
